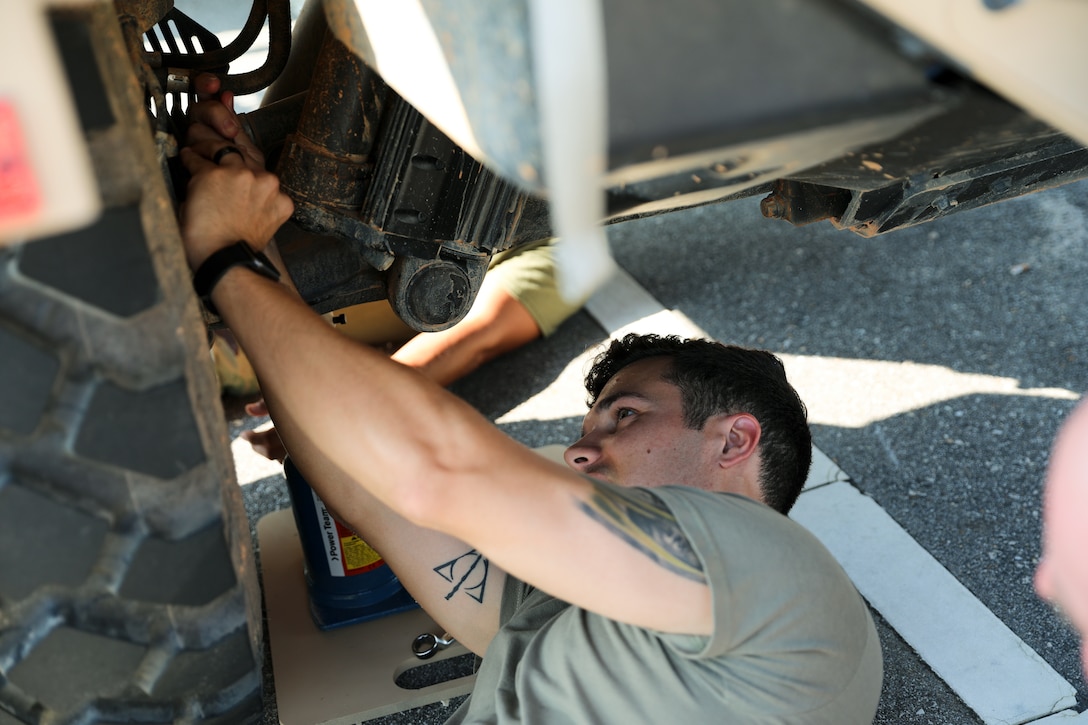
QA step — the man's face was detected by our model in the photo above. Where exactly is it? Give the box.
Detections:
[564,357,724,491]
[1035,401,1088,676]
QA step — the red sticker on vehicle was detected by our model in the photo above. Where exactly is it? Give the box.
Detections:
[0,100,42,223]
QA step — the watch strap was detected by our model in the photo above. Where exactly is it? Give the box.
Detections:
[192,241,281,314]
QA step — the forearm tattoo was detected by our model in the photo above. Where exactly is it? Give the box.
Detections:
[579,483,706,584]
[434,549,490,603]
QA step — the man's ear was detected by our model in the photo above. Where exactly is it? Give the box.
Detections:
[711,413,761,468]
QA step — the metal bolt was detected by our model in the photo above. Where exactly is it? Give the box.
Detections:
[760,193,787,220]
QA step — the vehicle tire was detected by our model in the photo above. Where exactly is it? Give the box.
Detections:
[0,5,263,723]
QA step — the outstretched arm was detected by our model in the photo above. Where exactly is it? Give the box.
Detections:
[239,272,542,462]
[180,96,713,650]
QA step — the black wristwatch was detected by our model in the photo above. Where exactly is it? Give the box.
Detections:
[193,241,281,314]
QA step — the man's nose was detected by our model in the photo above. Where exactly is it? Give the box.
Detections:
[564,434,600,471]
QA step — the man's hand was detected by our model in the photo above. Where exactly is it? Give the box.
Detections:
[177,74,291,270]
[241,399,288,463]
[186,74,267,172]
[178,149,293,269]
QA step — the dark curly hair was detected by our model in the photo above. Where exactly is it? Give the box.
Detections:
[584,334,811,514]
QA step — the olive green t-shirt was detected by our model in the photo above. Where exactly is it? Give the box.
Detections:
[485,237,585,337]
[447,487,882,724]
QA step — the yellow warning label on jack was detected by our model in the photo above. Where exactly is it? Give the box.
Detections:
[341,535,382,573]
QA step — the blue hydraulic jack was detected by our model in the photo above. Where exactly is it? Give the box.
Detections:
[283,457,418,630]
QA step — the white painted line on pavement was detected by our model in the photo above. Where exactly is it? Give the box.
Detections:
[792,482,1076,725]
[584,262,1079,725]
[805,445,851,491]
[584,265,704,339]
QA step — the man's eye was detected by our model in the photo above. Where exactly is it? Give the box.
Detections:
[616,408,635,421]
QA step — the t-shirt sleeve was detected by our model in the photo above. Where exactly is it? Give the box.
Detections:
[647,487,873,662]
